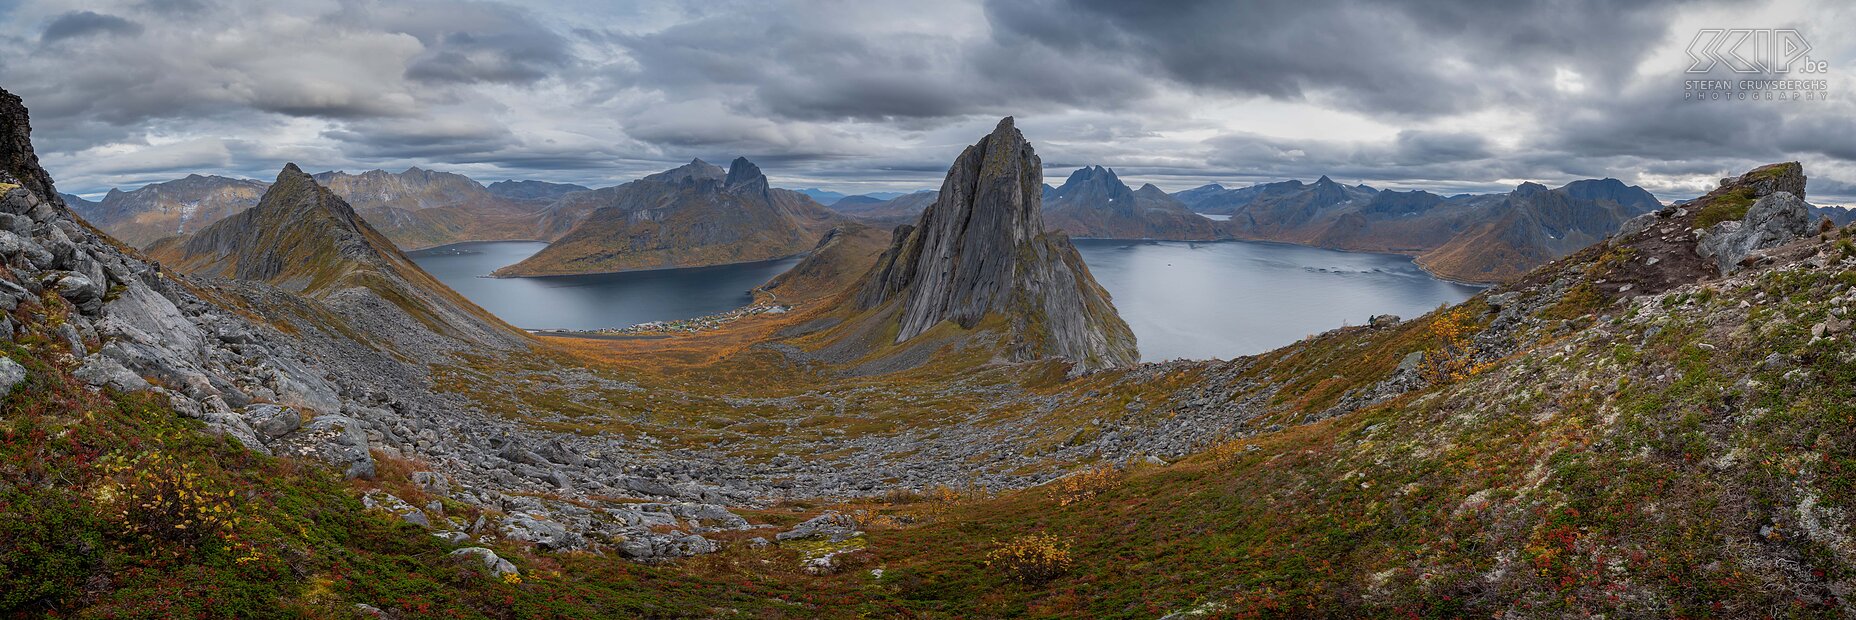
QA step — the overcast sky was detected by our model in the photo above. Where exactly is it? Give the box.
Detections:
[2,0,1853,204]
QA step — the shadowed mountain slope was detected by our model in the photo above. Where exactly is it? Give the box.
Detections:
[494,158,844,277]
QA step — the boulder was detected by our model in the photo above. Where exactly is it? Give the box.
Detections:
[0,356,24,394]
[449,547,518,577]
[242,404,302,438]
[411,471,450,496]
[617,532,719,562]
[775,511,861,542]
[274,415,376,479]
[1696,191,1813,276]
[363,492,431,528]
[49,272,101,313]
[73,354,150,392]
[499,513,587,551]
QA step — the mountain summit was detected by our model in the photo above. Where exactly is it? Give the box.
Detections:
[1043,164,1225,240]
[494,156,841,277]
[854,117,1136,372]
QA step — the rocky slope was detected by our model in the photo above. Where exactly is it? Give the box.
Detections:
[848,117,1137,373]
[494,158,844,277]
[1042,165,1226,240]
[64,174,269,247]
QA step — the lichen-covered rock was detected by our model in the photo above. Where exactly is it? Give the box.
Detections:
[449,547,518,577]
[617,531,718,561]
[0,356,24,394]
[499,513,586,551]
[242,404,302,438]
[363,492,431,527]
[1697,191,1814,275]
[854,117,1138,372]
[775,511,861,542]
[274,415,376,479]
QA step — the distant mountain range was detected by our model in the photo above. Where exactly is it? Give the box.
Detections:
[68,168,549,251]
[74,160,1773,285]
[1182,175,1663,282]
[1042,165,1225,240]
[61,174,268,247]
[795,188,911,205]
[823,169,1667,283]
[490,158,844,277]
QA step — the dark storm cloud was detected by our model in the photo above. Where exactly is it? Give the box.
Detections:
[985,0,1710,117]
[40,10,141,41]
[3,0,1853,204]
[609,2,1153,123]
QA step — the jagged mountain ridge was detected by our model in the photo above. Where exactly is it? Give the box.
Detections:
[850,117,1137,372]
[1042,165,1227,240]
[493,157,844,277]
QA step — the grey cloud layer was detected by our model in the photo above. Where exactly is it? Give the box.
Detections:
[0,0,1850,203]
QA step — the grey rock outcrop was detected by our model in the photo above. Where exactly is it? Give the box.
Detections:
[450,547,518,577]
[274,415,376,479]
[1697,191,1814,275]
[0,356,23,394]
[775,511,861,542]
[854,117,1138,372]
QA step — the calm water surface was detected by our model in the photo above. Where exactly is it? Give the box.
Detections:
[1070,240,1481,360]
[408,241,799,331]
[412,239,1480,361]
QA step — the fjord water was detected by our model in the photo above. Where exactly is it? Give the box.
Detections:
[411,239,1479,360]
[408,241,800,331]
[1070,240,1481,360]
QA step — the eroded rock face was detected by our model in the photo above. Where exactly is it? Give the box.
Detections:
[855,117,1138,372]
[1697,191,1814,275]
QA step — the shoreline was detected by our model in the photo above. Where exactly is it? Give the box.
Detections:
[486,251,810,280]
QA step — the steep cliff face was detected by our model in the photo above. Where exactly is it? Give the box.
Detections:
[1042,166,1226,240]
[854,117,1136,372]
[494,157,842,276]
[0,88,58,206]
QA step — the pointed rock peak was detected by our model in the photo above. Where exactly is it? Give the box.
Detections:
[1315,175,1337,185]
[725,157,766,188]
[852,118,1136,373]
[279,162,307,179]
[1515,181,1549,195]
[1196,182,1225,190]
[689,157,708,166]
